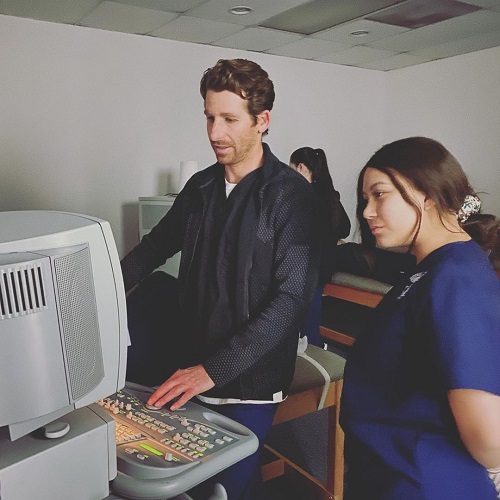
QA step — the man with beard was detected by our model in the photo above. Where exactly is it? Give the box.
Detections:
[121,58,319,499]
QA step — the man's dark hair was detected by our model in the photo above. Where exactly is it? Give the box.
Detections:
[200,59,275,131]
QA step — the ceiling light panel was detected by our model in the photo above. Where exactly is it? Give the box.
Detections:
[366,0,482,29]
[0,0,100,23]
[151,15,243,43]
[78,1,177,34]
[260,0,404,35]
[187,0,310,26]
[212,26,303,51]
[370,9,500,52]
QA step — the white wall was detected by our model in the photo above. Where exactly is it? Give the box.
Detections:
[1,14,498,258]
[0,14,385,256]
[386,46,500,216]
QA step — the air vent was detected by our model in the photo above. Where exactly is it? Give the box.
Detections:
[0,263,48,319]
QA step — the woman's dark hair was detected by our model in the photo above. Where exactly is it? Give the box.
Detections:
[200,58,275,135]
[290,147,350,241]
[290,147,332,186]
[356,136,499,259]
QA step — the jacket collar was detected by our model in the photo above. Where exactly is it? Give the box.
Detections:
[192,142,286,195]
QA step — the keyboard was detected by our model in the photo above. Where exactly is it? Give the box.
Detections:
[98,383,258,499]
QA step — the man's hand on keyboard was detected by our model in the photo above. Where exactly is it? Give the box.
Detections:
[147,365,215,411]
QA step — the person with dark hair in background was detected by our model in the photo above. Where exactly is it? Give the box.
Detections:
[121,59,319,499]
[289,147,350,346]
[341,136,500,499]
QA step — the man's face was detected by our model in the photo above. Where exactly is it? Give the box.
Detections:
[204,90,267,170]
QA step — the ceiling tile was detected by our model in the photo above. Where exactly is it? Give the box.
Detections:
[369,9,500,51]
[365,0,481,29]
[410,28,500,59]
[359,52,432,70]
[316,45,396,65]
[0,0,100,24]
[460,0,500,7]
[151,15,243,43]
[212,26,303,51]
[266,37,351,59]
[187,0,310,26]
[260,0,403,35]
[111,0,205,13]
[2,0,500,71]
[78,1,178,34]
[312,19,409,44]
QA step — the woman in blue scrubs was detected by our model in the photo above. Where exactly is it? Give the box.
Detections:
[340,136,500,499]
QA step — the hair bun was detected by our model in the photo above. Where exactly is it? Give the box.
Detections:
[457,194,481,223]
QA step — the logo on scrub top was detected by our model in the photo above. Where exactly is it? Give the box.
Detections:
[397,271,427,300]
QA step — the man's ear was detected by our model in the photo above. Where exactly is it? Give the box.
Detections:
[257,110,271,134]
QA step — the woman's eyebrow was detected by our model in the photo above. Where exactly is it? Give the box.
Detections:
[363,181,392,194]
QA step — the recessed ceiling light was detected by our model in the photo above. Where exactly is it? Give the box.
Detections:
[350,29,370,37]
[229,6,253,15]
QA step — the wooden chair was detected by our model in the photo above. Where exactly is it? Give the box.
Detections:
[261,344,346,500]
[320,272,390,349]
[307,267,499,498]
[321,268,500,349]
[261,274,392,499]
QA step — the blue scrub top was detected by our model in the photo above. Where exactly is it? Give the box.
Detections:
[341,240,500,499]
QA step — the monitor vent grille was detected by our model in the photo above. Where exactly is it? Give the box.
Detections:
[0,263,48,319]
[54,246,104,400]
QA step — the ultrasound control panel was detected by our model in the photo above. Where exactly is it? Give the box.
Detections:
[98,383,258,500]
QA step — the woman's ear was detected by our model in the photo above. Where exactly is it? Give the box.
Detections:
[424,196,436,211]
[297,163,313,183]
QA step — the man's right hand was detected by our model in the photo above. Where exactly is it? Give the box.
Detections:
[147,365,215,411]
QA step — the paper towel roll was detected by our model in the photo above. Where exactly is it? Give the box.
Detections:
[178,160,199,192]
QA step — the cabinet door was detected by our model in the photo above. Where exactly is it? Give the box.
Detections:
[138,197,180,277]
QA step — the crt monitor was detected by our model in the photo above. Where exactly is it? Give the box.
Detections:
[0,210,129,441]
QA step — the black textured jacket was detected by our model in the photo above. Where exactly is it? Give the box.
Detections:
[121,144,320,400]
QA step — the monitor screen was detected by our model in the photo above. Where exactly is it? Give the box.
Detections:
[0,211,128,440]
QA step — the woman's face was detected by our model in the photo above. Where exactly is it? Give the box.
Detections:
[362,167,425,249]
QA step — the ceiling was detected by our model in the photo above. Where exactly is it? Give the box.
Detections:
[2,0,500,71]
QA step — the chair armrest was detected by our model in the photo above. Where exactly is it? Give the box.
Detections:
[330,272,392,295]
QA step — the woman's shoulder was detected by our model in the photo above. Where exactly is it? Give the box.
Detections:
[423,241,499,291]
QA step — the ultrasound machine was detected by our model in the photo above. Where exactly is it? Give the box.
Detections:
[0,211,258,500]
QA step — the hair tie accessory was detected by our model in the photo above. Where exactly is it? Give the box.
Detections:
[457,194,481,223]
